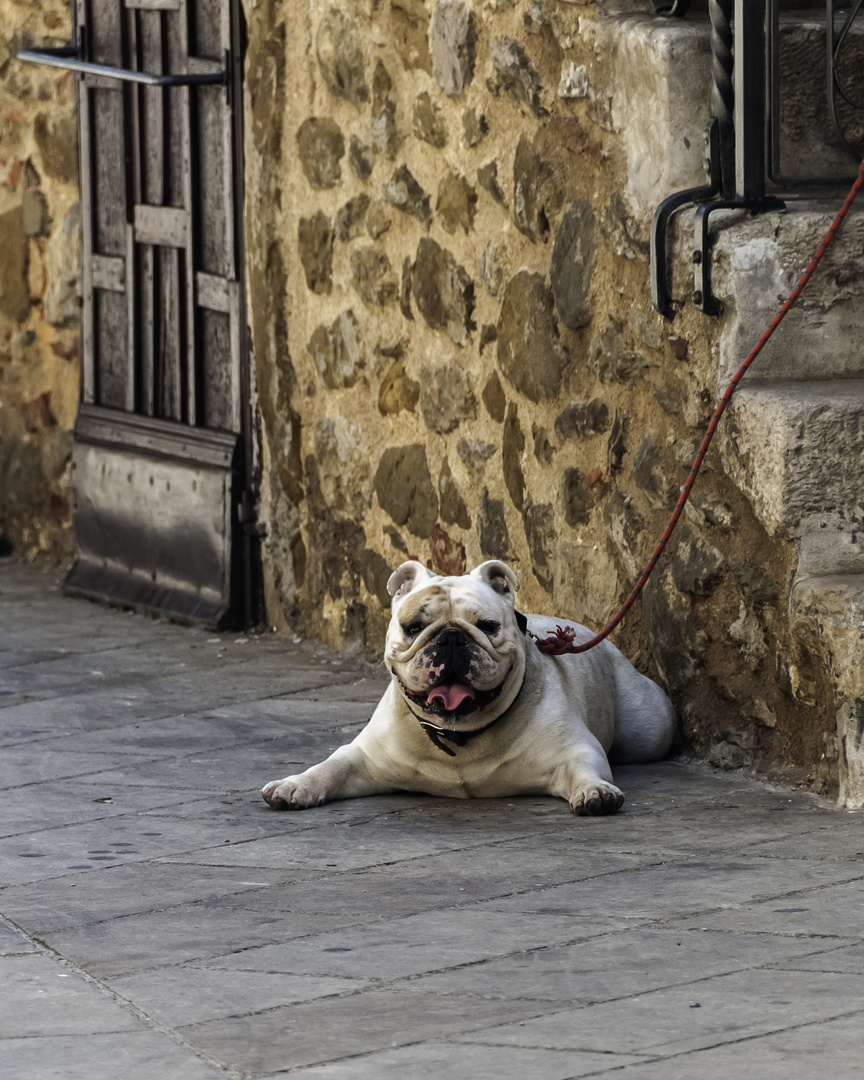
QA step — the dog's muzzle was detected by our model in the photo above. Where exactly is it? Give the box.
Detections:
[398,628,510,721]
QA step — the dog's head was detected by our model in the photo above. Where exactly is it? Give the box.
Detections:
[384,560,528,728]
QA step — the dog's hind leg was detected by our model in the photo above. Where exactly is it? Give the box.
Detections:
[610,664,677,764]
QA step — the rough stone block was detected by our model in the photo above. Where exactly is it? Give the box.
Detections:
[298,212,334,294]
[497,272,566,402]
[43,203,80,327]
[713,208,864,385]
[791,574,864,808]
[796,510,864,576]
[582,14,711,224]
[430,0,476,98]
[550,200,596,330]
[316,8,369,106]
[410,237,474,344]
[719,379,864,538]
[372,61,401,159]
[0,207,30,322]
[350,247,398,306]
[383,165,431,227]
[307,311,363,389]
[374,444,438,538]
[419,361,476,433]
[296,118,345,189]
[489,38,545,117]
[412,91,447,148]
[436,170,477,234]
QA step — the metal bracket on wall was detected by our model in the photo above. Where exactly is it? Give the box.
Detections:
[649,0,790,319]
[691,195,785,315]
[651,120,721,319]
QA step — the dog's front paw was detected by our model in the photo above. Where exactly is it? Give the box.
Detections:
[261,776,326,811]
[569,780,624,817]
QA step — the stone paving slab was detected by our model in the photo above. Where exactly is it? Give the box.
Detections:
[774,943,864,974]
[262,1042,645,1080]
[452,966,864,1056]
[3,560,864,1079]
[0,953,145,1037]
[0,780,219,838]
[476,856,864,919]
[42,900,362,979]
[405,928,840,1003]
[107,967,370,1028]
[205,908,611,981]
[0,1031,227,1080]
[607,1011,864,1079]
[0,862,303,933]
[174,989,583,1075]
[670,877,864,938]
[0,917,38,954]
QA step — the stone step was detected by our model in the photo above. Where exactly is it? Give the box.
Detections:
[797,510,864,577]
[718,378,864,541]
[588,8,864,229]
[712,205,864,385]
[790,574,864,807]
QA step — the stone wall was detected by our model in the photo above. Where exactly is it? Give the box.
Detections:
[243,0,840,794]
[0,0,79,561]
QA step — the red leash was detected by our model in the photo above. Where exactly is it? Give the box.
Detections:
[537,162,864,656]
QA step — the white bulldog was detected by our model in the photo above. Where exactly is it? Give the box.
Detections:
[262,560,676,815]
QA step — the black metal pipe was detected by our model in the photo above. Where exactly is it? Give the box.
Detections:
[734,0,768,199]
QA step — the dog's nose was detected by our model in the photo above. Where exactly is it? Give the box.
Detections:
[437,629,468,650]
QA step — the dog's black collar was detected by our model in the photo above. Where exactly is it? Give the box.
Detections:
[401,673,524,757]
[415,714,504,756]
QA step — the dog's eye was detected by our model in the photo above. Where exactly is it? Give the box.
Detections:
[401,621,425,638]
[476,619,500,636]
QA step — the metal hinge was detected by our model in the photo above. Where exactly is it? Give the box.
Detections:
[237,491,265,536]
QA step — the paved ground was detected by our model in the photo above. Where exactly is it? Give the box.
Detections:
[2,560,864,1079]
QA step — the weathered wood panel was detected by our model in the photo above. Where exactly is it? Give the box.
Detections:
[70,0,252,625]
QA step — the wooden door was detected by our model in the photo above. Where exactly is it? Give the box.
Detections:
[45,0,257,628]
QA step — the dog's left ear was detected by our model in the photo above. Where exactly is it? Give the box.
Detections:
[387,560,437,600]
[470,561,520,604]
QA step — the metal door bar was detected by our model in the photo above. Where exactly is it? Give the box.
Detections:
[19,45,226,86]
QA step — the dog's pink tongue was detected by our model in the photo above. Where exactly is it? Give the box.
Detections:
[427,680,475,711]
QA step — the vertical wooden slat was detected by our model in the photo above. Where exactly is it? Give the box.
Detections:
[141,245,155,415]
[163,7,182,421]
[220,0,234,282]
[177,0,197,425]
[124,224,136,411]
[229,280,241,431]
[157,246,179,420]
[79,83,96,404]
[139,6,161,415]
[127,6,143,413]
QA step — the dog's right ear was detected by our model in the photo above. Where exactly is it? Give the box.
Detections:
[387,560,437,600]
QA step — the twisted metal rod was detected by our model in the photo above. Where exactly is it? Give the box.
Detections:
[709,0,734,123]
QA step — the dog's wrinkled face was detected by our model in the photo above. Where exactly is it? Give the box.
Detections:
[384,560,527,726]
